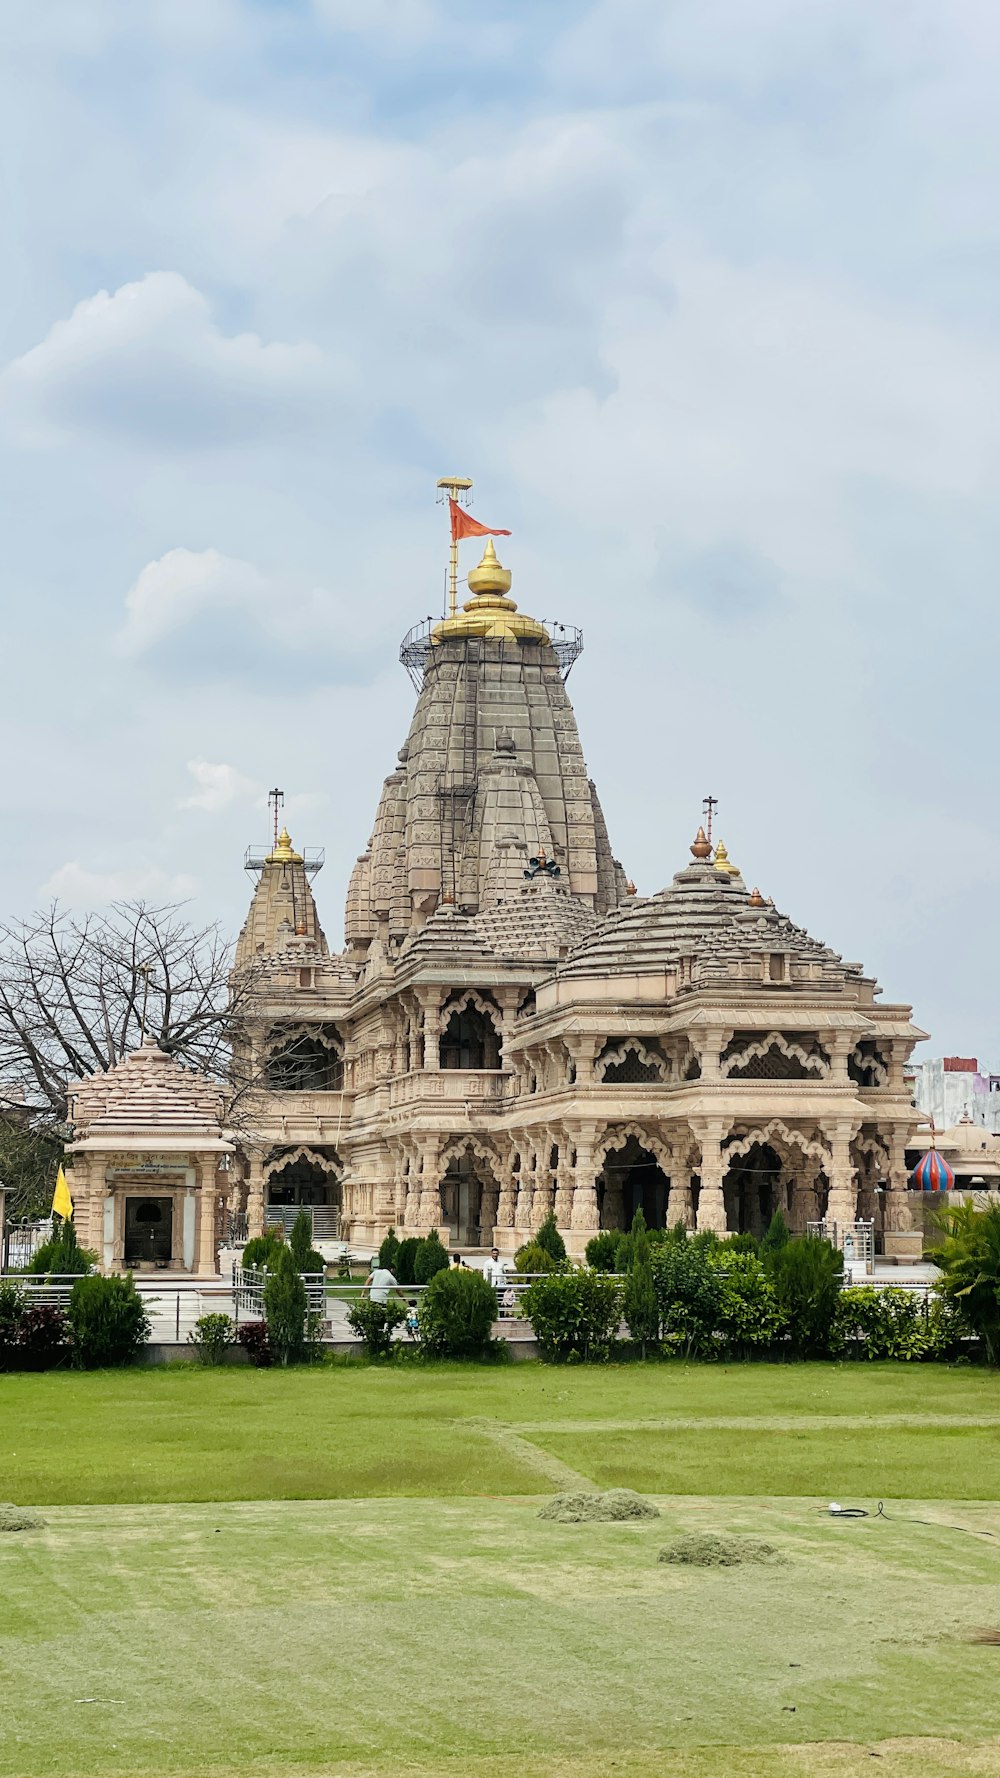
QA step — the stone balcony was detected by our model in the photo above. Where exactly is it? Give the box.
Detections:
[387,1070,516,1113]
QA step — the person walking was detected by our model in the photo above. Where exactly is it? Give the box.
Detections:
[363,1258,401,1304]
[484,1246,511,1316]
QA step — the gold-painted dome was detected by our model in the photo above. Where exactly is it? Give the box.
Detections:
[266,826,303,864]
[713,840,741,878]
[431,539,551,646]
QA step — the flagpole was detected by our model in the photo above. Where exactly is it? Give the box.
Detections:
[436,476,473,619]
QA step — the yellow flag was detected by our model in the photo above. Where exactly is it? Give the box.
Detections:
[51,1165,74,1221]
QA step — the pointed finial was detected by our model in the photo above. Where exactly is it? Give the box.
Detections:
[467,537,513,599]
[626,879,637,895]
[266,826,303,864]
[713,840,740,877]
[690,826,712,860]
[748,886,765,908]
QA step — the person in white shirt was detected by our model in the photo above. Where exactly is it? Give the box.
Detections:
[484,1247,509,1289]
[363,1263,400,1305]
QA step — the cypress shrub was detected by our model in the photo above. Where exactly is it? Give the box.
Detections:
[534,1211,567,1263]
[242,1231,285,1272]
[760,1210,790,1256]
[262,1247,308,1365]
[414,1229,449,1284]
[514,1240,562,1274]
[378,1227,401,1272]
[288,1211,325,1276]
[67,1274,151,1368]
[396,1237,420,1286]
[622,1210,659,1353]
[766,1236,843,1357]
[417,1266,498,1357]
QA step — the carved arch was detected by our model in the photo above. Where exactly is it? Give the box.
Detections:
[263,1145,343,1180]
[594,1122,674,1175]
[439,1134,502,1179]
[598,1040,667,1084]
[723,1121,829,1165]
[722,1031,828,1080]
[440,988,501,1029]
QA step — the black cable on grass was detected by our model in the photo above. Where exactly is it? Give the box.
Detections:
[820,1501,999,1541]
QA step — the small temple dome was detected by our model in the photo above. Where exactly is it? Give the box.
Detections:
[266,826,303,864]
[911,1148,955,1192]
[690,826,712,860]
[713,840,741,877]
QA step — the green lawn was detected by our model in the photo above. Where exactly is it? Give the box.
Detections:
[2,1361,1000,1505]
[4,1363,1000,1777]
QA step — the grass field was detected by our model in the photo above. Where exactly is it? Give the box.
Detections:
[4,1362,1000,1778]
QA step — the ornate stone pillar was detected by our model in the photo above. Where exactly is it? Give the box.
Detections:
[823,1123,859,1232]
[694,1119,728,1235]
[246,1154,266,1239]
[496,1159,517,1234]
[565,1035,601,1087]
[884,1122,913,1233]
[668,1165,694,1231]
[569,1126,600,1231]
[416,990,442,1072]
[554,1136,573,1228]
[417,1136,444,1228]
[198,1158,219,1275]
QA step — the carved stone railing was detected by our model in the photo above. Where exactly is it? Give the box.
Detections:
[387,1070,514,1109]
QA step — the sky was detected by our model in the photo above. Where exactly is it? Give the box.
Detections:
[1,0,999,1058]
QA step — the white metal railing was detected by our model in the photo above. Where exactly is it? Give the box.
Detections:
[261,1204,340,1241]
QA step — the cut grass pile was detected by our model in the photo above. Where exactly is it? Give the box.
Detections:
[3,1495,1000,1778]
[538,1487,659,1521]
[658,1531,781,1566]
[0,1503,46,1532]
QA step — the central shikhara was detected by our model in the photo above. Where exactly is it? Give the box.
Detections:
[227,528,923,1260]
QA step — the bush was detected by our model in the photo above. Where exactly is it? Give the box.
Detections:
[236,1320,271,1367]
[25,1218,96,1276]
[514,1240,563,1274]
[835,1286,964,1361]
[346,1298,406,1358]
[67,1273,151,1368]
[417,1266,498,1357]
[585,1231,621,1272]
[652,1240,721,1358]
[534,1211,567,1263]
[521,1269,622,1362]
[708,1248,784,1357]
[189,1313,235,1366]
[396,1236,420,1286]
[289,1211,325,1277]
[932,1200,1000,1363]
[414,1229,450,1284]
[379,1227,401,1272]
[18,1305,70,1357]
[263,1247,308,1365]
[242,1231,285,1272]
[766,1236,843,1358]
[0,1282,26,1348]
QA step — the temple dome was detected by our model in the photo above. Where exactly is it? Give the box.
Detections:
[911,1148,955,1192]
[431,540,550,645]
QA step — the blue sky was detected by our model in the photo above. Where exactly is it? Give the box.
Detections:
[2,0,999,1055]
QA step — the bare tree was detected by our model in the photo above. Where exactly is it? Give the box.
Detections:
[0,902,258,1129]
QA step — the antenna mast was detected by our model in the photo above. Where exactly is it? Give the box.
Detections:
[268,787,285,851]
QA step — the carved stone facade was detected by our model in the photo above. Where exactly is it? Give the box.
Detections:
[231,541,926,1260]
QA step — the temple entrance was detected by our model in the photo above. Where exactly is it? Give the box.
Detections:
[266,1156,341,1239]
[599,1136,670,1230]
[723,1143,783,1239]
[439,1147,499,1247]
[124,1196,173,1266]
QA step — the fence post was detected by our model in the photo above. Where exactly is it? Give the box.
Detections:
[175,1293,180,1342]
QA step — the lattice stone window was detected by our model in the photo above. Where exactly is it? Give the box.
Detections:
[723,1031,828,1083]
[266,1025,344,1092]
[849,1040,890,1089]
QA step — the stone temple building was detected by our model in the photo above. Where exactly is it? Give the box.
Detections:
[227,528,925,1264]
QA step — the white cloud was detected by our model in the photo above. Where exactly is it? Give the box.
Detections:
[114,546,381,678]
[0,272,338,446]
[40,862,198,909]
[310,0,440,46]
[179,760,263,813]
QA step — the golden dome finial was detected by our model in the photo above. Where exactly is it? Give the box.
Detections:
[713,840,740,877]
[467,536,513,598]
[690,826,712,860]
[266,826,303,865]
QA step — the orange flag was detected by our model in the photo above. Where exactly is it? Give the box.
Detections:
[449,497,511,543]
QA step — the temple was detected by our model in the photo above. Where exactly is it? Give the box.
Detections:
[220,506,925,1264]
